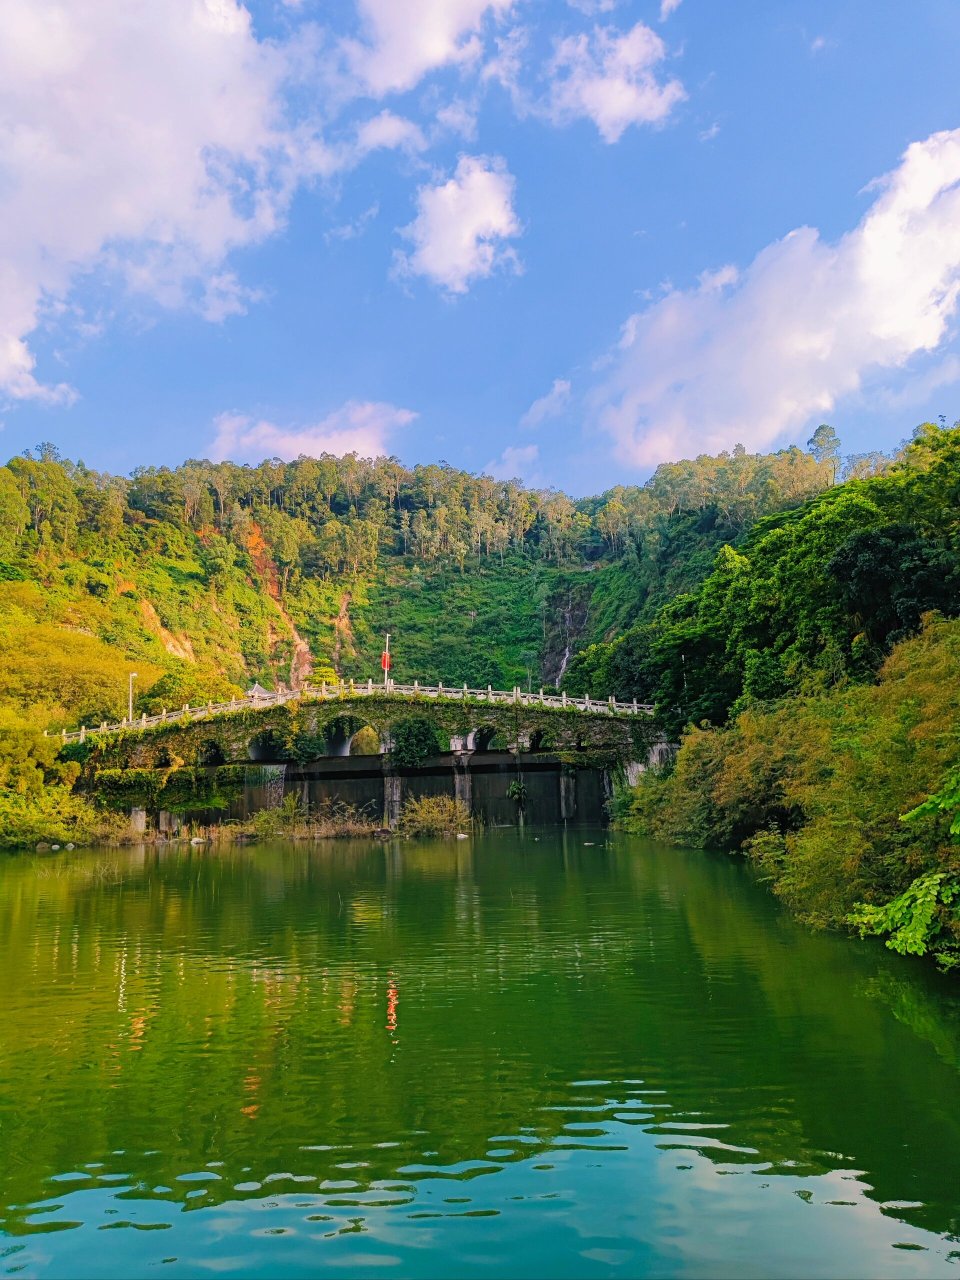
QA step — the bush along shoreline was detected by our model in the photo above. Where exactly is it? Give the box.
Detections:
[3,784,479,851]
[614,616,960,971]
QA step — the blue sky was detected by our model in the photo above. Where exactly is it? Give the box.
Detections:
[3,0,960,494]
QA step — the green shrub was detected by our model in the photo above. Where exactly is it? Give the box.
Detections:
[59,740,93,766]
[251,792,304,838]
[398,795,471,837]
[392,717,444,768]
[248,795,377,839]
[506,779,527,808]
[848,872,960,970]
[0,788,126,848]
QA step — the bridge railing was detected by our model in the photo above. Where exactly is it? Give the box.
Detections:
[54,680,654,743]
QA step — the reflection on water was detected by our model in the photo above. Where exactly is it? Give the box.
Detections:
[0,832,958,1278]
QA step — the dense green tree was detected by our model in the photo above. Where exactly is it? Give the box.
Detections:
[137,670,244,715]
[0,469,29,558]
[807,423,842,480]
[827,524,960,652]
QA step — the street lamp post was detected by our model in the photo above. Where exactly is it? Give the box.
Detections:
[128,672,138,723]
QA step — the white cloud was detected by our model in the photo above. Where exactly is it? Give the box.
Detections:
[325,203,381,244]
[544,22,686,142]
[0,0,335,404]
[209,400,417,462]
[343,0,516,96]
[520,378,571,428]
[659,0,682,19]
[354,110,427,157]
[590,129,960,467]
[567,0,618,13]
[872,354,960,413]
[486,443,541,482]
[395,155,521,293]
[481,24,529,96]
[435,99,480,141]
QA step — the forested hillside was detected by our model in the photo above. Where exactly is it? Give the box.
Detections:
[598,421,960,970]
[0,441,831,730]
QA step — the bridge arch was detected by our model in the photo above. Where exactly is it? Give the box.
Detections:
[468,726,509,752]
[323,714,383,758]
[247,729,290,763]
[350,725,382,756]
[198,740,226,766]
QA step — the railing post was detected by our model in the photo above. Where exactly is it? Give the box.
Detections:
[321,680,327,698]
[487,685,492,701]
[368,678,373,694]
[463,683,468,699]
[438,681,444,698]
[562,691,567,708]
[80,725,86,743]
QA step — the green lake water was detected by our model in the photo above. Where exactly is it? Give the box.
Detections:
[1,831,958,1279]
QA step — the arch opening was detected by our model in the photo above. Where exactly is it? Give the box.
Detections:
[323,715,377,757]
[470,726,505,753]
[350,725,382,756]
[247,730,290,763]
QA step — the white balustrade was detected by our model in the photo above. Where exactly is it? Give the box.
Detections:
[57,679,654,741]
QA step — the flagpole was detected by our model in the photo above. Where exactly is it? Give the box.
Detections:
[383,633,390,687]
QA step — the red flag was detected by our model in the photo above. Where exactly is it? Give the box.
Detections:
[381,652,391,671]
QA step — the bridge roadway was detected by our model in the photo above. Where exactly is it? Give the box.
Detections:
[58,679,654,743]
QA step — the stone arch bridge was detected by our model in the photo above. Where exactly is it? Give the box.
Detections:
[63,682,662,829]
[63,681,657,766]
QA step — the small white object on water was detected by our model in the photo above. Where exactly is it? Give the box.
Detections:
[51,844,60,850]
[456,832,469,840]
[190,837,207,846]
[65,843,75,849]
[584,842,595,846]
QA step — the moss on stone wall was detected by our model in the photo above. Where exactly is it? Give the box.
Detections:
[73,692,656,777]
[89,764,247,812]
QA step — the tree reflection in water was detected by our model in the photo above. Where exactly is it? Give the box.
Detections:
[0,833,958,1277]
